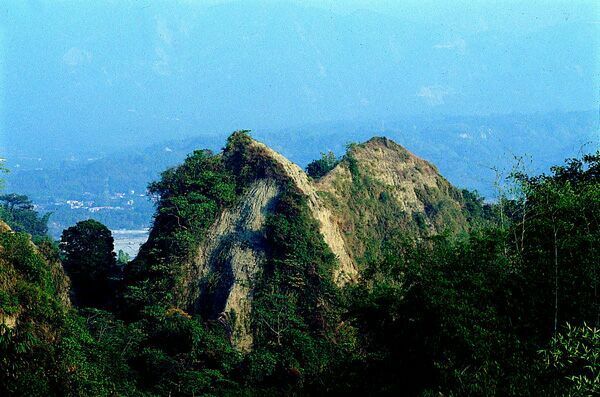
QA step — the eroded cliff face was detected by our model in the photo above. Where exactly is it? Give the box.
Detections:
[134,133,469,350]
[178,138,359,350]
[315,137,469,263]
[252,141,358,285]
[318,137,457,214]
[183,179,280,351]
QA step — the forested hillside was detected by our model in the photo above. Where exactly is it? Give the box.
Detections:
[0,133,597,396]
[2,1,597,394]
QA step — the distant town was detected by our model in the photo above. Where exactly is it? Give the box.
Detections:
[31,189,155,247]
[61,190,145,213]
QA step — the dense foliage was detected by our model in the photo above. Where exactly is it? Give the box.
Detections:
[344,151,599,395]
[0,227,101,395]
[1,142,598,396]
[60,220,119,309]
[247,185,352,392]
[123,148,238,313]
[0,193,51,238]
[305,151,339,179]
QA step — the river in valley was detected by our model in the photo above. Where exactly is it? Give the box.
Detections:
[112,229,149,258]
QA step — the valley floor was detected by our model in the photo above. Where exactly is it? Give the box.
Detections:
[112,229,149,257]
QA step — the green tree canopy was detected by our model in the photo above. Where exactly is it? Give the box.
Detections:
[306,151,339,179]
[60,219,118,308]
[116,249,131,265]
[0,193,51,238]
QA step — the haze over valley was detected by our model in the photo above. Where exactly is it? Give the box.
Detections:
[6,110,598,238]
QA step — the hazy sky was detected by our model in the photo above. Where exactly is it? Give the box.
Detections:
[1,0,598,157]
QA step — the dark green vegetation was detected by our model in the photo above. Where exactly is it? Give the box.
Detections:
[123,145,238,312]
[306,151,339,179]
[0,193,51,239]
[342,152,599,395]
[60,220,119,309]
[248,186,349,391]
[0,225,238,395]
[1,133,598,396]
[123,132,351,392]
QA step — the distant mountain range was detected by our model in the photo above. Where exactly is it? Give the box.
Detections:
[5,111,598,236]
[4,1,597,159]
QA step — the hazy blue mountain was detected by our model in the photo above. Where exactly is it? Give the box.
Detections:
[6,111,597,236]
[1,1,597,235]
[2,1,597,162]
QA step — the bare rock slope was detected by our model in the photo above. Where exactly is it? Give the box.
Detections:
[316,137,469,262]
[179,139,359,350]
[136,134,470,350]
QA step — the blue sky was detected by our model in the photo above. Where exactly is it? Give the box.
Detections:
[1,0,598,157]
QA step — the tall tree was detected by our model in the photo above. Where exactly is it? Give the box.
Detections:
[0,194,51,238]
[306,151,339,179]
[60,219,118,308]
[512,152,599,335]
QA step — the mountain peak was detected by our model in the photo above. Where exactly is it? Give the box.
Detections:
[353,136,419,163]
[361,136,397,147]
[129,132,470,350]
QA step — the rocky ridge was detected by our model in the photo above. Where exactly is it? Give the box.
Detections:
[132,133,471,350]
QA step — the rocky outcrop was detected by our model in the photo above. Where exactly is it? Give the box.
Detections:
[178,138,362,350]
[184,179,280,351]
[317,137,457,214]
[137,133,469,351]
[252,141,358,285]
[315,137,469,262]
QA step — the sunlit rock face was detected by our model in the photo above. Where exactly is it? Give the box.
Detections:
[135,134,469,351]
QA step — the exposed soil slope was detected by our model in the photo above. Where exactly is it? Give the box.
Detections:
[133,134,471,350]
